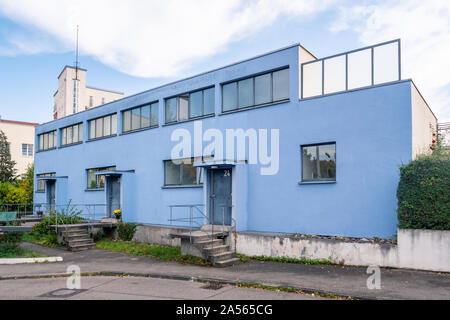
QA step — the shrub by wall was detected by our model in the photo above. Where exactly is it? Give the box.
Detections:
[397,154,450,230]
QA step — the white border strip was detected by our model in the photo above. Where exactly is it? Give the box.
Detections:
[0,257,63,265]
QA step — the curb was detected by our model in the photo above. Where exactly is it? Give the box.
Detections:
[0,270,373,300]
[0,257,63,265]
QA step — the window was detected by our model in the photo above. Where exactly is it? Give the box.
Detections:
[37,173,55,191]
[22,144,33,156]
[165,87,215,124]
[88,114,117,140]
[38,131,57,151]
[102,97,105,105]
[301,143,336,182]
[222,68,289,112]
[164,158,203,186]
[87,166,116,189]
[122,102,159,133]
[61,123,83,146]
[89,96,93,108]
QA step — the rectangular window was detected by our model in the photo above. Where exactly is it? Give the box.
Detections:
[222,68,289,113]
[38,131,57,151]
[86,166,117,189]
[37,173,56,191]
[22,144,33,156]
[301,143,336,182]
[88,114,117,140]
[61,123,83,146]
[122,102,159,133]
[165,87,215,124]
[164,158,203,186]
[89,96,93,107]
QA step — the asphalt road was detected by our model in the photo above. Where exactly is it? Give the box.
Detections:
[0,276,323,300]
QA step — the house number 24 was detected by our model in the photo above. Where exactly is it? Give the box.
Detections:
[224,170,231,177]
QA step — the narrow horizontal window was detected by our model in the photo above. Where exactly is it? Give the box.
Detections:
[122,102,159,133]
[36,172,56,191]
[61,123,83,146]
[164,158,203,186]
[88,114,117,140]
[86,166,116,189]
[222,68,289,113]
[38,130,57,151]
[165,87,215,124]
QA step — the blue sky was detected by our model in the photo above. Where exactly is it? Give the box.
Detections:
[0,0,449,124]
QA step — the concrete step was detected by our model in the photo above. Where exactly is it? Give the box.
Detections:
[213,257,241,267]
[68,238,94,246]
[194,239,223,247]
[177,231,228,242]
[66,233,88,239]
[203,244,229,255]
[210,251,236,263]
[68,243,96,251]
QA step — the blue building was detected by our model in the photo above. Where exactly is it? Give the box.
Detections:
[34,40,437,239]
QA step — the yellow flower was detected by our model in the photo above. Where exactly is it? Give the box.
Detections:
[114,209,121,214]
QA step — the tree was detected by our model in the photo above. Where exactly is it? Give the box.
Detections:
[0,130,17,183]
[17,164,34,203]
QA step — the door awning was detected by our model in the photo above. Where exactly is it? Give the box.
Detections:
[94,170,135,177]
[36,176,68,181]
[193,160,246,168]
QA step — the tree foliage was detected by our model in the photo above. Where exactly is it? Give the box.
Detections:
[0,130,17,183]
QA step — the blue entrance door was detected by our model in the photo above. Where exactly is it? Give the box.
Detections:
[47,180,56,211]
[108,176,121,218]
[210,169,232,226]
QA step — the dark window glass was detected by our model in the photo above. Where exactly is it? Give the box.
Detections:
[87,166,116,189]
[131,108,141,131]
[164,161,181,185]
[165,98,177,123]
[203,87,215,115]
[178,95,189,121]
[273,68,289,101]
[123,111,131,132]
[255,73,271,105]
[223,82,237,111]
[150,102,159,126]
[302,143,336,181]
[238,78,254,108]
[189,91,203,118]
[164,159,202,186]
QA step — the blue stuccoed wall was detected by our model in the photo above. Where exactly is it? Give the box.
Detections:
[34,45,413,238]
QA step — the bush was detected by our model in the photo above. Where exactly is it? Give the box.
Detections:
[0,232,23,251]
[397,154,450,230]
[117,222,137,241]
[32,201,83,236]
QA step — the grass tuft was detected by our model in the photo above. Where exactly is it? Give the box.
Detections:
[96,240,210,266]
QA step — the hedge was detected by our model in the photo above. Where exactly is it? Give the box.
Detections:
[397,154,450,230]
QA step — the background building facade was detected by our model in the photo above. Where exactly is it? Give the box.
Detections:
[53,66,124,120]
[0,118,38,175]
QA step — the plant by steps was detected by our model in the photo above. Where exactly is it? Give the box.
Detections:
[22,232,59,248]
[32,200,83,236]
[97,240,210,266]
[117,222,137,241]
[236,254,332,265]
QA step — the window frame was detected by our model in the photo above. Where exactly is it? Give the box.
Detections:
[86,166,117,190]
[221,67,290,114]
[122,101,159,134]
[88,113,117,140]
[38,131,57,151]
[36,172,56,192]
[60,123,83,147]
[163,158,204,187]
[22,144,33,156]
[164,86,215,124]
[300,142,337,183]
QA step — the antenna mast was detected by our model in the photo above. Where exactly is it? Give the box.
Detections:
[72,25,80,114]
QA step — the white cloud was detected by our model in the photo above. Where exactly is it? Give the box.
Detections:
[331,0,450,121]
[0,0,335,78]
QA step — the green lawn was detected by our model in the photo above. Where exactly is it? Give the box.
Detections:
[22,232,60,248]
[96,240,210,266]
[0,246,46,259]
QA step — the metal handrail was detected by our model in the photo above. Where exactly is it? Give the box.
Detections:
[168,204,237,256]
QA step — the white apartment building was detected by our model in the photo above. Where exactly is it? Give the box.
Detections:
[0,118,38,176]
[53,66,124,119]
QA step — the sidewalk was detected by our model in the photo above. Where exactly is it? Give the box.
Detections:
[0,242,448,300]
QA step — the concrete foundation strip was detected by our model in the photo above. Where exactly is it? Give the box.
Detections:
[0,257,63,265]
[0,270,372,300]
